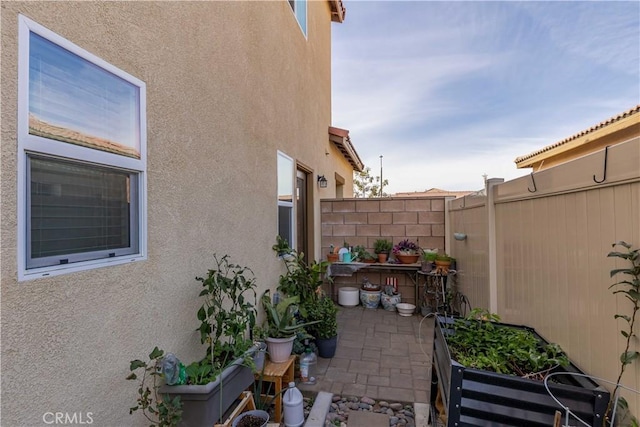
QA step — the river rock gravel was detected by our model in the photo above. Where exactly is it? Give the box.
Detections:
[323,395,415,427]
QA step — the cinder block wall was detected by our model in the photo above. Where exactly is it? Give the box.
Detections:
[320,197,446,305]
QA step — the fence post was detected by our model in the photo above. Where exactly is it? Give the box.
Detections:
[486,178,503,313]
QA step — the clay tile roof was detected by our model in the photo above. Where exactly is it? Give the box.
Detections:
[515,105,640,164]
[328,0,346,23]
[329,126,364,172]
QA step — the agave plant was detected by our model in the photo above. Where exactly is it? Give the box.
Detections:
[261,290,319,338]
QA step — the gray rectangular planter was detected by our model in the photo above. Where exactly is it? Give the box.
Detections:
[433,315,610,427]
[160,352,256,427]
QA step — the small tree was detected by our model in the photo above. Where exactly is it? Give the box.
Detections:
[354,167,389,198]
[606,241,640,427]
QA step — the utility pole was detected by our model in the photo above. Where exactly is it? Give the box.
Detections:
[379,155,384,197]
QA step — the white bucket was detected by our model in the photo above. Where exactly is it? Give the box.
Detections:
[338,287,359,307]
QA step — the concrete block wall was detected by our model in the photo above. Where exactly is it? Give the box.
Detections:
[321,197,447,305]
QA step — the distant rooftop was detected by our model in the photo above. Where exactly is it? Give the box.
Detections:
[515,105,640,169]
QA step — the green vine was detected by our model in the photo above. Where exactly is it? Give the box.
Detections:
[127,347,183,427]
[606,241,640,426]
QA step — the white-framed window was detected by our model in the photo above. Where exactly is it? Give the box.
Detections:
[288,0,307,37]
[277,151,295,248]
[17,15,147,280]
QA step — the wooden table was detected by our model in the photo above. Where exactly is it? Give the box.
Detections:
[255,355,295,423]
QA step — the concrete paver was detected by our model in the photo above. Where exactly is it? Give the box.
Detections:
[346,410,389,427]
[298,306,435,405]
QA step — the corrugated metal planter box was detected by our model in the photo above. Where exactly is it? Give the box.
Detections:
[433,315,610,427]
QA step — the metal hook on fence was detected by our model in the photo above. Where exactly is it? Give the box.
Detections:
[528,172,537,193]
[593,145,610,184]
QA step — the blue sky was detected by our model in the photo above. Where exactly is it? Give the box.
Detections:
[331,1,640,193]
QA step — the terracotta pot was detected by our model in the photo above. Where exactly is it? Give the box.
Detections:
[396,254,420,264]
[327,253,339,263]
[377,253,388,263]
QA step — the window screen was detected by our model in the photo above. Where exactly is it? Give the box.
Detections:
[28,156,138,268]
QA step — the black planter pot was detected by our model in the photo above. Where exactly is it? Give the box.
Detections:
[316,335,337,358]
[433,315,609,427]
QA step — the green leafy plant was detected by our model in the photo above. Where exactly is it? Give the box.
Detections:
[127,347,183,427]
[392,239,419,255]
[261,290,320,338]
[373,239,393,254]
[275,247,329,317]
[307,296,339,339]
[272,235,292,256]
[421,250,437,262]
[436,253,451,262]
[446,309,569,378]
[606,241,640,426]
[193,254,257,384]
[353,245,367,261]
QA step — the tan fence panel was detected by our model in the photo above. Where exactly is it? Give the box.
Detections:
[493,139,640,415]
[449,196,490,312]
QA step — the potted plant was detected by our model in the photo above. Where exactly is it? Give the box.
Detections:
[362,251,376,263]
[327,244,339,263]
[353,245,367,262]
[135,254,260,427]
[232,410,269,427]
[272,235,292,258]
[392,239,420,264]
[261,290,320,363]
[432,309,610,426]
[434,253,452,273]
[307,295,339,358]
[373,239,393,263]
[421,249,437,272]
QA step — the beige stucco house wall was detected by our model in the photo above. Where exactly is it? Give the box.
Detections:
[0,2,355,425]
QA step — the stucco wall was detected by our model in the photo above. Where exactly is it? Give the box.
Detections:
[1,2,352,425]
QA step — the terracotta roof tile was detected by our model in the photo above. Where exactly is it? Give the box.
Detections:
[328,0,346,23]
[515,105,640,164]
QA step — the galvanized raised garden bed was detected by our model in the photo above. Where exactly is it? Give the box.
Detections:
[433,315,610,427]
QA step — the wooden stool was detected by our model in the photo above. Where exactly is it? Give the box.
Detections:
[255,355,295,423]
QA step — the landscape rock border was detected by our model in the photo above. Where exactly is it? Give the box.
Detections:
[325,395,415,427]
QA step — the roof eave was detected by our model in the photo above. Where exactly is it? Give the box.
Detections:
[515,105,640,168]
[328,126,364,172]
[328,0,346,23]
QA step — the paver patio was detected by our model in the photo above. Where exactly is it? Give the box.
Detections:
[298,306,436,406]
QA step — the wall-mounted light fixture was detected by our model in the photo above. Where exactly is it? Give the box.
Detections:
[454,232,467,241]
[317,175,328,188]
